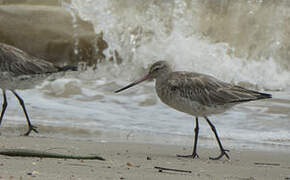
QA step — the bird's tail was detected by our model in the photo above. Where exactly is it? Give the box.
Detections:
[256,92,272,99]
[228,90,272,104]
[57,65,78,72]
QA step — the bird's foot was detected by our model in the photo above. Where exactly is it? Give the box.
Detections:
[22,125,38,136]
[209,149,230,160]
[177,153,199,159]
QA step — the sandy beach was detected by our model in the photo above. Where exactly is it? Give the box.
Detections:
[0,1,289,180]
[0,135,288,180]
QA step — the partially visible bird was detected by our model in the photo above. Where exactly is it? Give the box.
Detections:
[0,42,77,136]
[115,61,272,160]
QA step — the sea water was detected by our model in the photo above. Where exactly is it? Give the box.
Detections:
[1,0,290,152]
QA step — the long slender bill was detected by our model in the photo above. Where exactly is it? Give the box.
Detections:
[115,73,151,93]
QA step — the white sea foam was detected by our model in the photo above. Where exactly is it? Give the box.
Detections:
[2,0,289,151]
[71,0,290,90]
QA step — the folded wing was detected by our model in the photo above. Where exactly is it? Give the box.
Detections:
[166,72,271,106]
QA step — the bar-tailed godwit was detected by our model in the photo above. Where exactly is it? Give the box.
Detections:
[115,61,272,160]
[0,43,77,136]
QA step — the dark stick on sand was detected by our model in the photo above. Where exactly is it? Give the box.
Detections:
[154,166,192,173]
[254,162,280,166]
[0,148,105,161]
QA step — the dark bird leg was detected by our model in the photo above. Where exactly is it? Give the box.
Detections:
[204,116,229,160]
[177,117,200,159]
[11,90,38,136]
[0,89,8,126]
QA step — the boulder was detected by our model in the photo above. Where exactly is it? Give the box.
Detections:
[0,1,107,65]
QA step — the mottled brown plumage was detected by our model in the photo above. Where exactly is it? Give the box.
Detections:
[0,43,77,136]
[0,43,59,76]
[115,60,271,160]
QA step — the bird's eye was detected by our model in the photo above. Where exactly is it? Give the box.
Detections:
[154,67,160,71]
[150,67,159,73]
[153,65,163,72]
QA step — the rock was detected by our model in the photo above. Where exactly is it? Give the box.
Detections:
[0,1,106,66]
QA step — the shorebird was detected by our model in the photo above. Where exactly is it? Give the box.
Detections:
[115,61,272,160]
[0,42,77,136]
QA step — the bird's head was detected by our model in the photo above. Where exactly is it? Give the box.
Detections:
[148,61,172,79]
[114,60,172,93]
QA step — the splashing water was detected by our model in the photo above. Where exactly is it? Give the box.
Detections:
[71,0,290,90]
[1,0,290,152]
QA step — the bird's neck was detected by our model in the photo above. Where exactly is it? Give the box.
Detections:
[155,71,171,85]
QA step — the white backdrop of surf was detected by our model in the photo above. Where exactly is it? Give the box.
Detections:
[2,0,289,151]
[69,0,290,91]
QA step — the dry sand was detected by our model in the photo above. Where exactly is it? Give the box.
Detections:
[0,135,289,180]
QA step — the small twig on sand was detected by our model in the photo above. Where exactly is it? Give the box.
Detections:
[254,162,280,166]
[0,148,105,161]
[154,166,192,173]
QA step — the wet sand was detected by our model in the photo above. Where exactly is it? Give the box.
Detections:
[0,136,289,180]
